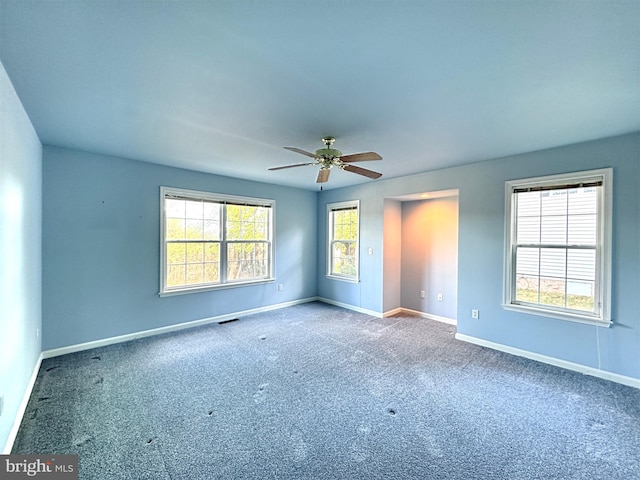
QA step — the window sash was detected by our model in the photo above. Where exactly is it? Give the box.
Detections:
[511,244,600,316]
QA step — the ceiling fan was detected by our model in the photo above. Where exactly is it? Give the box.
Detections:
[269,137,382,183]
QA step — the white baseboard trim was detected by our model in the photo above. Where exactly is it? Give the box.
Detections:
[3,353,43,454]
[455,333,640,390]
[387,307,457,326]
[382,307,404,317]
[316,297,383,318]
[42,297,319,359]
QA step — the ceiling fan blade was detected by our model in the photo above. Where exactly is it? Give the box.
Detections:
[268,162,317,171]
[342,164,382,179]
[340,152,382,163]
[316,169,330,183]
[284,147,317,158]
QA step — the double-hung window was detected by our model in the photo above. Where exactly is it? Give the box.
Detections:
[160,187,274,295]
[327,200,359,282]
[503,168,612,325]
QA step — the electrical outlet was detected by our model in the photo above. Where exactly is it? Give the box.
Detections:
[0,395,4,417]
[437,293,443,302]
[471,309,479,319]
[420,290,425,299]
[277,284,283,291]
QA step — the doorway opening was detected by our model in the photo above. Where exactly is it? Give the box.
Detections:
[383,189,459,324]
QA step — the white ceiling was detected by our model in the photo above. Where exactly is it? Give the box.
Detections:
[1,1,638,191]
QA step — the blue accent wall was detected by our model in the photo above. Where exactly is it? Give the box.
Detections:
[318,133,640,380]
[0,62,42,452]
[42,147,318,350]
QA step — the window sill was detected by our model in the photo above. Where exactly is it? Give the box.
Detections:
[502,303,611,328]
[159,278,275,297]
[326,274,359,284]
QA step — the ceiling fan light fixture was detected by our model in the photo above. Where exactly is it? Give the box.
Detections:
[315,136,341,159]
[271,137,382,184]
[315,147,342,159]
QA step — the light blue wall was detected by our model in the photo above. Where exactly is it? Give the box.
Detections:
[318,133,640,380]
[318,183,386,311]
[401,197,458,319]
[0,62,42,452]
[42,147,318,350]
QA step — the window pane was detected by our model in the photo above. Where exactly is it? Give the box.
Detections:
[568,214,596,245]
[567,249,595,280]
[186,264,204,285]
[567,280,595,311]
[204,263,219,283]
[167,243,186,265]
[227,242,268,280]
[204,220,220,240]
[539,277,566,307]
[167,264,186,287]
[166,218,185,240]
[332,241,357,276]
[203,202,220,221]
[541,190,567,216]
[516,191,540,217]
[515,275,539,303]
[204,243,220,263]
[515,247,539,276]
[185,200,203,219]
[540,248,566,278]
[516,216,540,244]
[186,243,204,263]
[333,210,358,241]
[166,199,185,217]
[568,187,597,215]
[540,216,567,244]
[226,205,269,241]
[186,219,203,239]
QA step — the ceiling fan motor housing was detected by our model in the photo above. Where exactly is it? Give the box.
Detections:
[315,147,342,159]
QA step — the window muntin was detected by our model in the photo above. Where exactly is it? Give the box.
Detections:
[504,169,612,325]
[327,201,359,282]
[161,187,274,295]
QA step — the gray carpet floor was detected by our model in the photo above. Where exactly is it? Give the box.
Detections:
[13,302,640,479]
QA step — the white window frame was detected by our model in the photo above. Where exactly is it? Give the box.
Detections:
[503,168,612,326]
[327,200,360,283]
[160,186,275,296]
